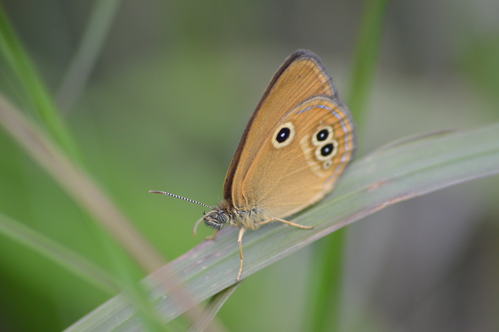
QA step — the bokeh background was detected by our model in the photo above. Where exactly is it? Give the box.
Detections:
[0,0,498,331]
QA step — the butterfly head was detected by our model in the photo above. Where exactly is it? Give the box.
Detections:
[203,206,231,230]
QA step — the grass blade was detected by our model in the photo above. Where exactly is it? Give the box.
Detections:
[187,284,240,332]
[56,0,122,112]
[0,211,119,294]
[66,123,499,331]
[312,0,390,330]
[0,5,80,161]
[0,92,165,272]
[0,92,223,332]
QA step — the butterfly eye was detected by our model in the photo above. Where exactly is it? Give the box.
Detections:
[206,212,218,220]
[218,212,229,223]
[312,126,333,146]
[314,139,338,161]
[272,122,296,148]
[203,211,229,230]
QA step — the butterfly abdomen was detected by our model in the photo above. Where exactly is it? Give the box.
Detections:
[232,206,269,230]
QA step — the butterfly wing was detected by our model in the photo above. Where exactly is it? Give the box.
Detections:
[224,50,355,218]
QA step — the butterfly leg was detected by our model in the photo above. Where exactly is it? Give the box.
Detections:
[236,227,246,281]
[205,230,218,241]
[258,218,314,229]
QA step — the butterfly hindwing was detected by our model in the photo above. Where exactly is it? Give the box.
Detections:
[238,97,354,218]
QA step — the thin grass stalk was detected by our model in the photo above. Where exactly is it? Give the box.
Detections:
[0,212,119,294]
[56,0,122,113]
[0,5,81,162]
[309,0,390,331]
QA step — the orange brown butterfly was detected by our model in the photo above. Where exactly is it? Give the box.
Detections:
[151,49,355,281]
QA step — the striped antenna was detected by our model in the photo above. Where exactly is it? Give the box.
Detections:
[149,190,212,208]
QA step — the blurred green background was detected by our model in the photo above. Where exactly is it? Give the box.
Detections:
[1,0,499,331]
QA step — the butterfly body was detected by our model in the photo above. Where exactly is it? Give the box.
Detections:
[202,200,268,231]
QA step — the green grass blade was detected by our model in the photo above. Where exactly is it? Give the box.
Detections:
[308,229,345,332]
[56,0,122,112]
[187,284,239,332]
[311,0,390,330]
[346,0,390,125]
[0,92,165,272]
[0,211,119,294]
[0,5,81,162]
[66,123,499,331]
[0,92,217,331]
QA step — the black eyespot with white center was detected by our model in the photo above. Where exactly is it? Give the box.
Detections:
[321,143,334,157]
[276,127,291,143]
[272,122,295,148]
[312,126,333,146]
[316,129,329,142]
[314,139,338,161]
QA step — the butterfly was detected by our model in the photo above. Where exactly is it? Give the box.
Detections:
[151,49,355,281]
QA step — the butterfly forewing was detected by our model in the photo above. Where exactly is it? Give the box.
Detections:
[224,50,355,218]
[223,51,337,203]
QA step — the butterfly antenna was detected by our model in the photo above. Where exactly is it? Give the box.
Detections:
[148,190,212,208]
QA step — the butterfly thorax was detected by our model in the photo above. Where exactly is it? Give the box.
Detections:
[202,200,269,231]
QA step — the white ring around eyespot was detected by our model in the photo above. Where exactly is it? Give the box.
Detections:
[314,139,338,161]
[272,122,296,149]
[311,126,334,146]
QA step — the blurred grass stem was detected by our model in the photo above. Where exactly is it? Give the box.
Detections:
[0,93,223,331]
[309,0,390,331]
[56,0,122,113]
